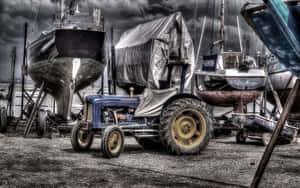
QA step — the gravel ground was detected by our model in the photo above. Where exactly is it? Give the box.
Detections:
[0,129,299,188]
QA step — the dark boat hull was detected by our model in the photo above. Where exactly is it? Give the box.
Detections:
[28,29,106,120]
[267,70,300,120]
[242,0,300,77]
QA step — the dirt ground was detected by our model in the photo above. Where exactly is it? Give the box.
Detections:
[0,128,299,188]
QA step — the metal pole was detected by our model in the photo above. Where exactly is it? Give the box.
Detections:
[101,75,104,95]
[251,79,300,188]
[194,16,207,91]
[8,47,17,118]
[53,98,55,114]
[196,16,207,67]
[60,0,64,22]
[237,16,243,54]
[111,28,117,94]
[108,58,112,94]
[220,0,225,54]
[21,23,28,119]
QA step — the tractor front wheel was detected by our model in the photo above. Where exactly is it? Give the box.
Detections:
[160,98,211,155]
[101,126,124,158]
[71,122,94,151]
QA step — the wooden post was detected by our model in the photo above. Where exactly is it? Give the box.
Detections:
[250,79,300,188]
[24,82,46,137]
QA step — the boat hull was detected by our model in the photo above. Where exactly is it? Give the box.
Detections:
[27,29,106,121]
[197,90,262,112]
[242,0,300,76]
[266,70,300,120]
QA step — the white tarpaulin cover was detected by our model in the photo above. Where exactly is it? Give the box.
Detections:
[115,12,195,91]
[134,88,178,117]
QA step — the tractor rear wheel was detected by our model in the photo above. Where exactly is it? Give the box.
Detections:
[136,137,162,150]
[71,122,94,151]
[160,98,211,155]
[102,126,124,158]
[0,107,7,133]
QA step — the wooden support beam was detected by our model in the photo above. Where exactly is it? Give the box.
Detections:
[250,79,300,188]
[24,82,46,137]
[76,91,84,104]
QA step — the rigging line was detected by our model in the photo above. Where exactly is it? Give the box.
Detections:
[193,0,199,47]
[87,0,93,15]
[30,0,42,34]
[235,0,241,52]
[196,16,207,65]
[211,0,216,54]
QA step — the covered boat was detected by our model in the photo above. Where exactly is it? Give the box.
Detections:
[115,12,195,94]
[27,0,106,121]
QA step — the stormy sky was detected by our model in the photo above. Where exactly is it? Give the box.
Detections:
[0,0,263,82]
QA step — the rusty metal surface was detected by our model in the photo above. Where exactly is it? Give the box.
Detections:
[197,90,262,109]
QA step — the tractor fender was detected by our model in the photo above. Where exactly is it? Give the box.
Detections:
[160,93,202,117]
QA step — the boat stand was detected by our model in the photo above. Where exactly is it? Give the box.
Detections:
[251,79,300,188]
[23,82,47,137]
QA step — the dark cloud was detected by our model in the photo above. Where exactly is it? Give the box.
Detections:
[0,0,264,82]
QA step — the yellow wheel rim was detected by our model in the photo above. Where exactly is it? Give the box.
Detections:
[108,131,122,154]
[78,129,91,147]
[172,109,207,149]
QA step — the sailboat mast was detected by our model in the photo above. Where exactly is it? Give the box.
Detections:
[237,16,243,53]
[61,0,64,22]
[220,0,225,53]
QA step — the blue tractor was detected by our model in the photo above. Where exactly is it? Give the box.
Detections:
[71,13,212,158]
